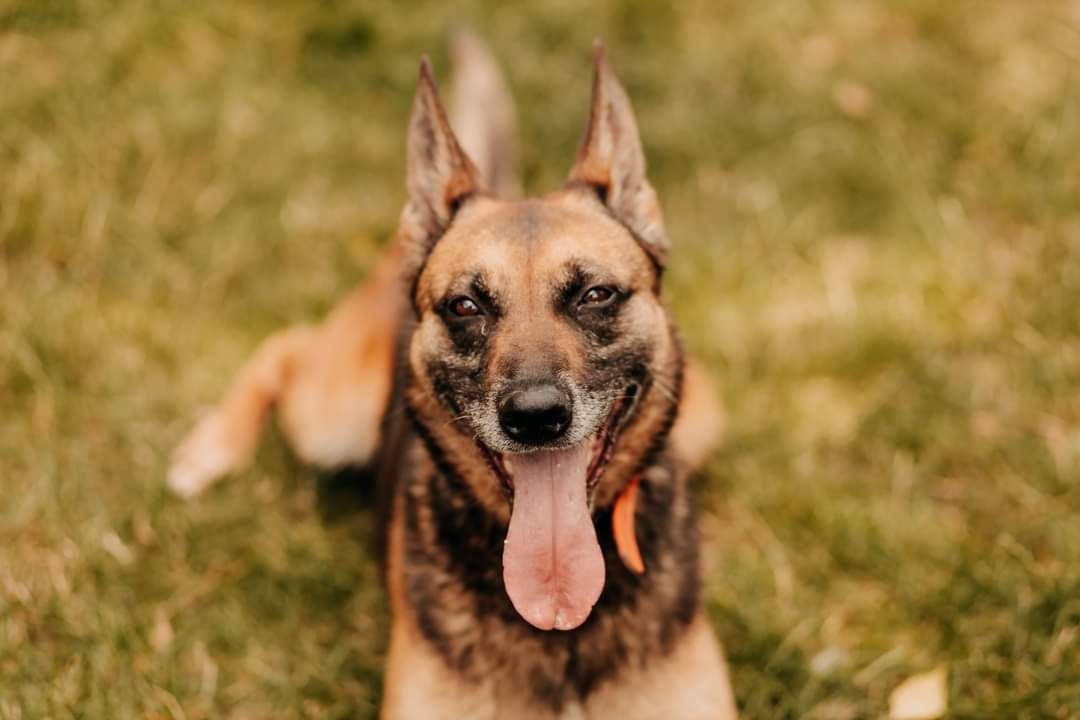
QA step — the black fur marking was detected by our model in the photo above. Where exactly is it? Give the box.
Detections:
[581,339,652,398]
[442,321,490,357]
[397,239,696,711]
[579,305,632,350]
[398,388,699,713]
[401,467,699,711]
[402,395,472,502]
[555,264,630,347]
[555,264,590,308]
[436,273,501,355]
[426,353,486,418]
[468,274,499,313]
[636,334,685,474]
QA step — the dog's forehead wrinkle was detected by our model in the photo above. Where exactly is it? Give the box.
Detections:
[434,197,651,301]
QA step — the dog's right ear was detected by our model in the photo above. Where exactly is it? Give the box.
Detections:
[399,56,484,283]
[567,43,668,269]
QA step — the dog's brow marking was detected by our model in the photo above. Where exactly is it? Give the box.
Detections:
[555,262,590,308]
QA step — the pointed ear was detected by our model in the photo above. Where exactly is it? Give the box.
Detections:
[568,43,668,268]
[399,56,485,281]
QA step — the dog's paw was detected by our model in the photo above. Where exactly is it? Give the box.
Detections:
[167,412,243,498]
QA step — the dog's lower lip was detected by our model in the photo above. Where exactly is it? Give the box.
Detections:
[585,383,638,491]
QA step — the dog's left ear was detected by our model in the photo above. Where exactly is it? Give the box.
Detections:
[567,43,668,268]
[400,56,485,282]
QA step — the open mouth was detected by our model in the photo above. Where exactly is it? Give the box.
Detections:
[484,384,639,499]
[479,384,640,632]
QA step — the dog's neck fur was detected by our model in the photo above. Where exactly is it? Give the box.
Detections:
[390,359,702,713]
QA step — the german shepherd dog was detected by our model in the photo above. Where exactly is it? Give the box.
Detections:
[170,33,737,719]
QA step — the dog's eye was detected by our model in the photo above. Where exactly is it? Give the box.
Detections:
[579,286,617,307]
[449,296,483,318]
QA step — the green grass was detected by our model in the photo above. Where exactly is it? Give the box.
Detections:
[2,1,1079,717]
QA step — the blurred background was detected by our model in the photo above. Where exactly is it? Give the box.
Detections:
[2,1,1079,717]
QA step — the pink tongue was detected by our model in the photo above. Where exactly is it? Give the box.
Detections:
[502,444,605,631]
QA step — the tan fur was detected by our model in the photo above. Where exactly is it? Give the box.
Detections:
[568,44,668,267]
[168,247,401,496]
[671,358,726,472]
[171,38,735,719]
[382,482,529,720]
[582,615,738,719]
[405,192,676,518]
[382,484,735,720]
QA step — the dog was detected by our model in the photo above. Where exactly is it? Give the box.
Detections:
[169,33,737,719]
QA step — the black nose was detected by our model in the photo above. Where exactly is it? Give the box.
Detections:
[498,383,573,446]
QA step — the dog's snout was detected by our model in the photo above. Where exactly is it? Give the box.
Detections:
[498,383,572,446]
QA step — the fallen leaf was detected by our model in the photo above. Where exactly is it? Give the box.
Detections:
[889,666,948,720]
[150,608,174,652]
[832,80,874,117]
[810,646,850,677]
[101,531,135,566]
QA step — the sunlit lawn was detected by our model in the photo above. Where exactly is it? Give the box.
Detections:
[2,1,1078,717]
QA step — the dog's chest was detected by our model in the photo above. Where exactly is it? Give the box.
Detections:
[394,457,702,713]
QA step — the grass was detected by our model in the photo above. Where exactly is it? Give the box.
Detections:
[2,0,1079,717]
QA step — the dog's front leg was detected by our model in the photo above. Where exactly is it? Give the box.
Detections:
[167,324,315,497]
[168,245,402,497]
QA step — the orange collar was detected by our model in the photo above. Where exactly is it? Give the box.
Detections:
[612,475,645,574]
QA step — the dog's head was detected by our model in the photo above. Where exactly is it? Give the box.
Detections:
[400,46,681,632]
